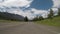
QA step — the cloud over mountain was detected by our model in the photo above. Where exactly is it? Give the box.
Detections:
[0,0,60,19]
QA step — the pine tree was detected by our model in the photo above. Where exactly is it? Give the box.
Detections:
[24,16,28,22]
[48,9,53,19]
[33,17,38,21]
[58,8,60,16]
[39,16,44,21]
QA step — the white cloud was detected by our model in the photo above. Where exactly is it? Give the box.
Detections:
[7,9,35,20]
[0,0,33,7]
[31,8,49,18]
[9,8,49,19]
[7,8,58,19]
[52,0,60,8]
[52,8,58,16]
[49,0,60,16]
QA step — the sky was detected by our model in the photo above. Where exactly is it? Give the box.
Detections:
[0,0,60,19]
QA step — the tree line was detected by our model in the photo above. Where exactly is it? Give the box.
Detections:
[24,8,60,21]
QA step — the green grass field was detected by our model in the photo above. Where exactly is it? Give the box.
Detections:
[0,19,22,23]
[0,16,60,27]
[36,16,60,27]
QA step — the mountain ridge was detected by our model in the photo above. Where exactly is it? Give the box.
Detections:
[0,12,24,21]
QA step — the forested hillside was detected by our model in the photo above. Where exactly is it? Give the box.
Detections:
[0,12,24,21]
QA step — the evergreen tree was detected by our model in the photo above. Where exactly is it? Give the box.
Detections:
[58,8,60,16]
[32,15,44,21]
[33,17,38,21]
[48,9,53,19]
[39,16,44,21]
[32,15,39,21]
[24,16,28,22]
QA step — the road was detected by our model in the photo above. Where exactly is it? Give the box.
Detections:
[0,22,60,34]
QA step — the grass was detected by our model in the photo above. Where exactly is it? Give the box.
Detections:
[0,16,60,27]
[36,16,60,27]
[0,19,22,23]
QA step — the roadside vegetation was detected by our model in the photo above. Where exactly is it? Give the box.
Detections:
[32,8,60,27]
[36,16,60,27]
[0,19,22,23]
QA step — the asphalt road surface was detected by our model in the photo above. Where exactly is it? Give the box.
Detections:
[0,22,60,34]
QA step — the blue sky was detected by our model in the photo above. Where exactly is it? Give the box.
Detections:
[30,0,53,10]
[0,0,60,19]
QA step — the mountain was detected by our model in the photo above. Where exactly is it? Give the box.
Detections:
[0,12,24,21]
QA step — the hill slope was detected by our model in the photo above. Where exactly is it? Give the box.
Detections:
[0,12,24,21]
[36,16,60,27]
